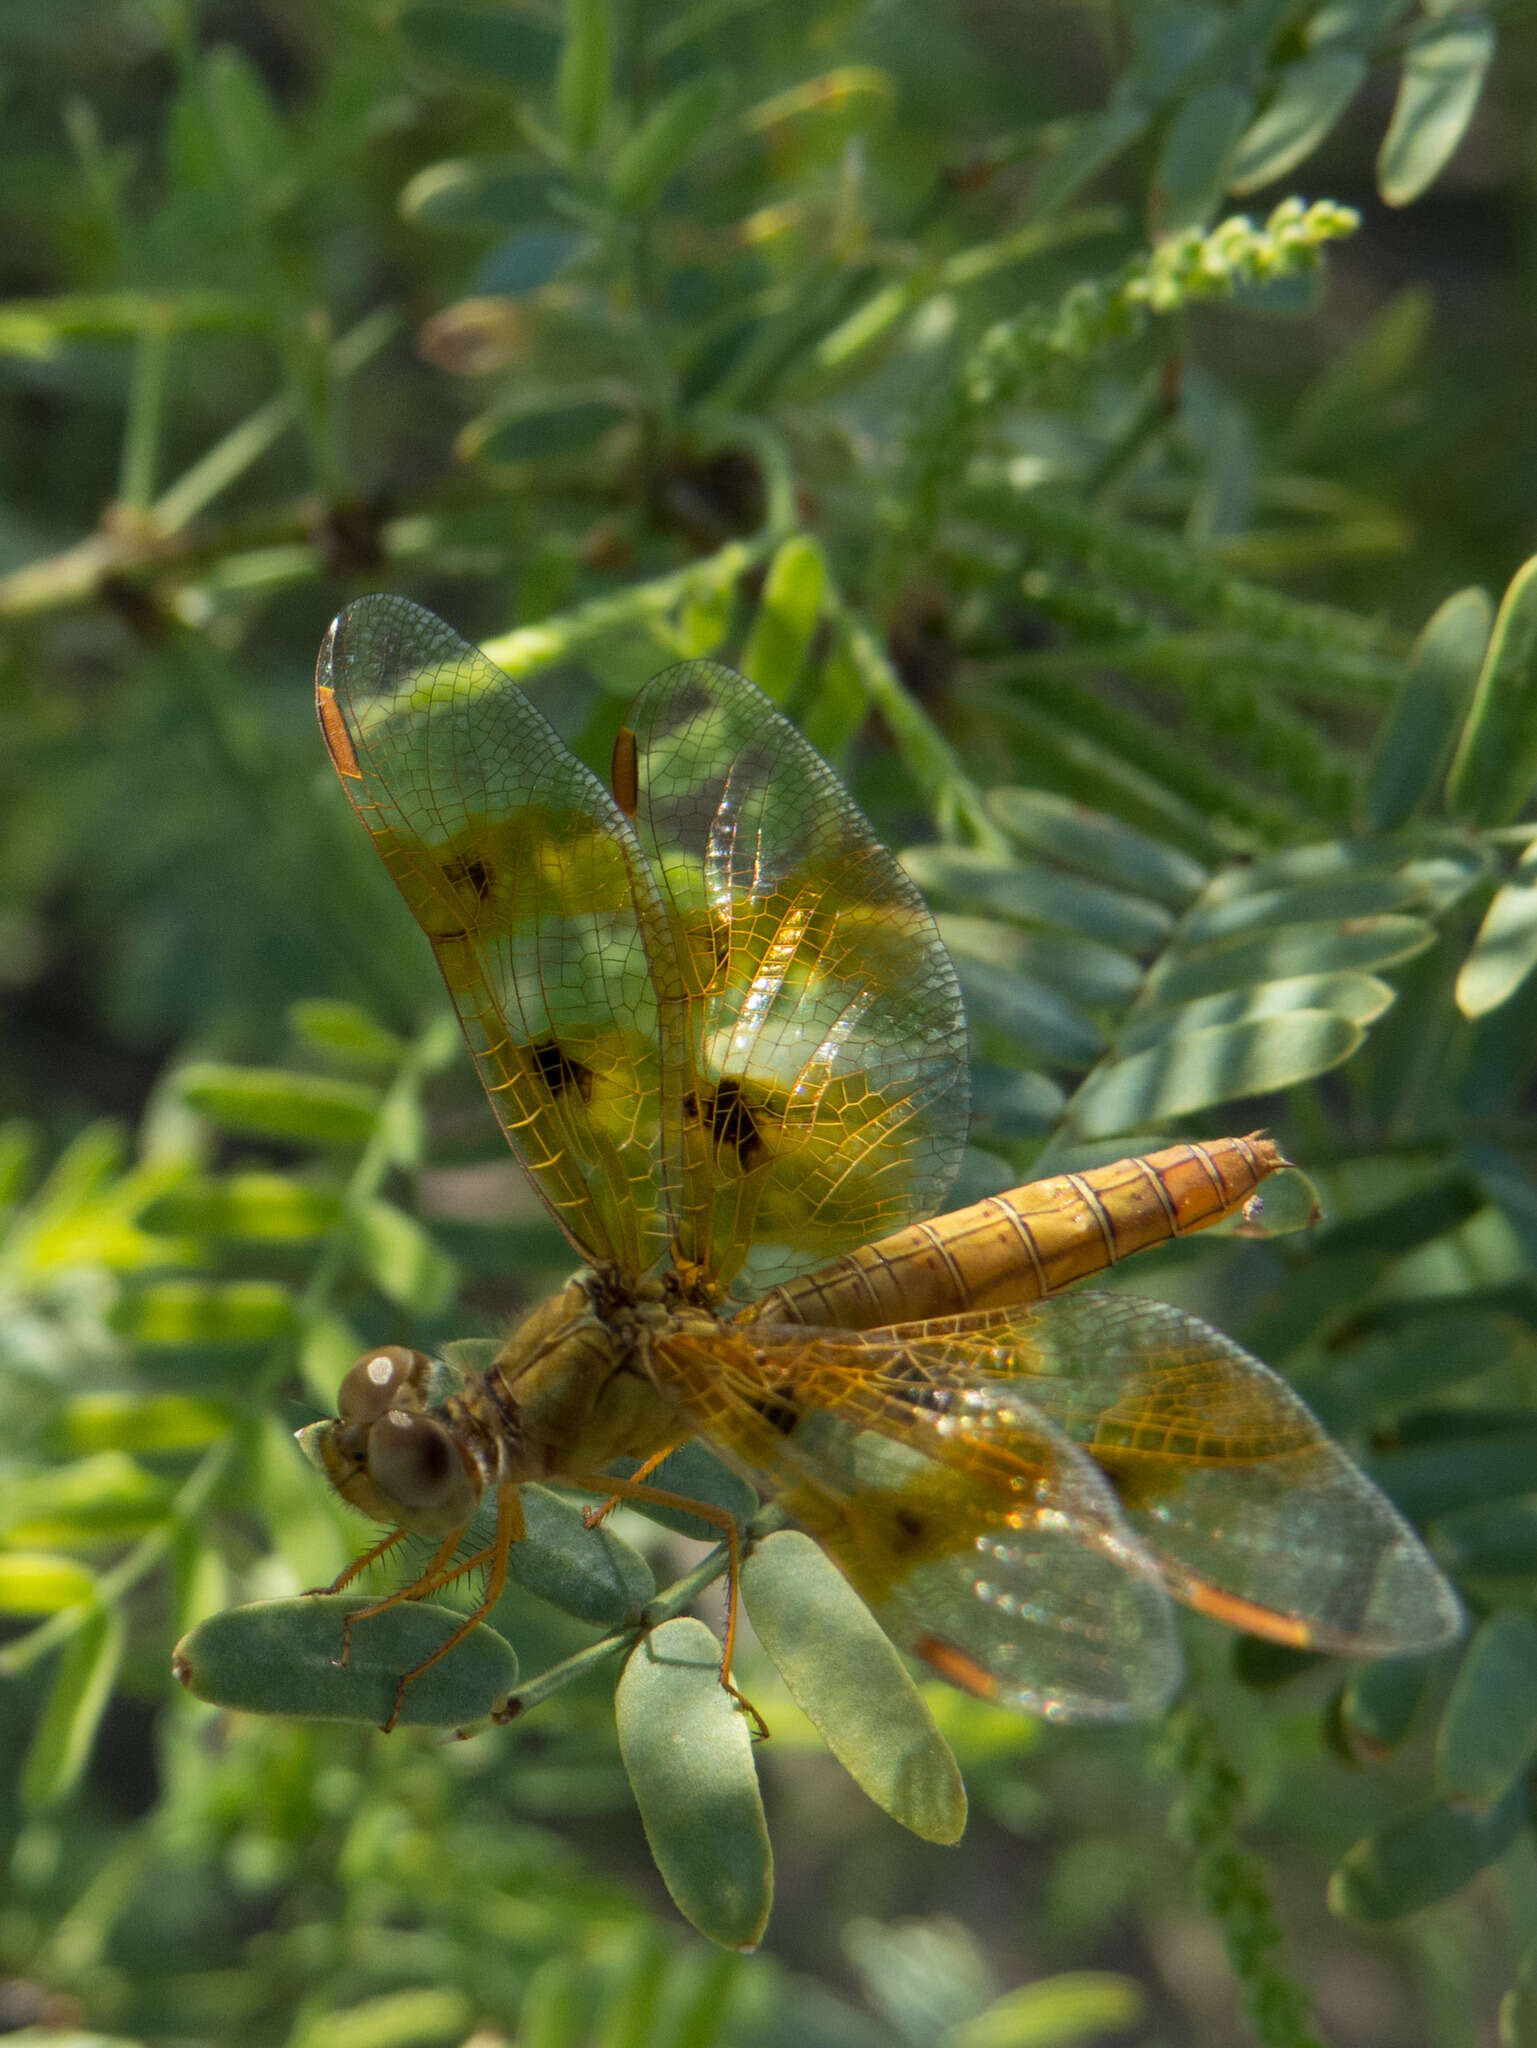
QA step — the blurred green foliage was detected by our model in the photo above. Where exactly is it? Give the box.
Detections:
[4,0,1537,2042]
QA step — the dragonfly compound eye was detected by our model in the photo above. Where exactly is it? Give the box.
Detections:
[337,1345,430,1427]
[365,1410,478,1531]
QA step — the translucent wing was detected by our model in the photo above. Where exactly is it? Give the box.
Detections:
[651,1324,1181,1721]
[622,661,969,1298]
[867,1293,1463,1656]
[318,596,669,1270]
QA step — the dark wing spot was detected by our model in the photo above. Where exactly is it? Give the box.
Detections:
[747,1381,801,1437]
[685,1077,769,1170]
[528,1039,595,1102]
[444,854,494,904]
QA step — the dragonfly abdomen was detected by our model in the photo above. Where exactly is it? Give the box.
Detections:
[740,1136,1285,1331]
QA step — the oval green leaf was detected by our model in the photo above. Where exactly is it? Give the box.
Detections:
[352,1199,456,1316]
[1340,1654,1430,1762]
[1457,843,1537,1018]
[1368,586,1493,830]
[615,1616,772,1950]
[50,1390,229,1455]
[1178,874,1424,949]
[21,1604,124,1812]
[396,5,559,89]
[1154,84,1251,234]
[1329,1777,1525,1922]
[289,999,405,1072]
[109,1279,296,1347]
[505,1483,655,1627]
[176,1063,380,1145]
[739,535,826,706]
[741,1530,966,1845]
[1435,1610,1537,1811]
[399,157,555,236]
[558,0,612,159]
[950,1972,1145,2048]
[1377,13,1495,209]
[0,1553,97,1615]
[1227,51,1367,194]
[462,397,631,465]
[1145,915,1434,1005]
[1118,972,1395,1056]
[173,1596,518,1727]
[610,1442,757,1542]
[968,1060,1067,1142]
[1067,1011,1362,1139]
[140,1173,342,1244]
[610,74,729,212]
[940,914,1142,1010]
[1447,555,1537,825]
[987,788,1208,907]
[1369,1428,1537,1524]
[902,846,1173,952]
[1431,1498,1537,1578]
[953,956,1104,1071]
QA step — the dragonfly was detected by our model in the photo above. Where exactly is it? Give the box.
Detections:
[307,594,1460,1732]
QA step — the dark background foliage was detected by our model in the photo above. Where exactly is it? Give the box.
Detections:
[3,1,1537,2044]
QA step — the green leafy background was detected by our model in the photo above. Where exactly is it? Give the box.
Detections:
[3,0,1537,2042]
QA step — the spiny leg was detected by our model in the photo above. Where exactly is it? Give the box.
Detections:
[568,1470,767,1740]
[309,1526,409,1597]
[382,1484,525,1733]
[581,1439,686,1532]
[337,1522,467,1668]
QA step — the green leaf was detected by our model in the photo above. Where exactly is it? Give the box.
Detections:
[741,1530,966,1845]
[140,1173,342,1243]
[1447,556,1537,824]
[291,998,407,1071]
[1226,51,1366,194]
[109,1278,297,1347]
[176,1063,380,1145]
[0,1553,97,1615]
[1431,1498,1537,1578]
[1457,843,1537,1018]
[610,75,729,212]
[939,915,1142,1009]
[1066,1012,1362,1138]
[21,1605,124,1812]
[616,1617,772,1949]
[1502,1954,1537,2048]
[398,157,556,235]
[1436,1611,1537,1811]
[902,846,1173,951]
[1144,915,1435,1004]
[172,1596,518,1727]
[51,1391,229,1455]
[1178,874,1424,949]
[968,1061,1067,1141]
[1029,106,1149,219]
[739,536,826,705]
[1369,1427,1537,1524]
[1301,1304,1518,1433]
[610,1442,757,1541]
[0,1452,172,1547]
[1340,1654,1431,1761]
[987,789,1208,907]
[1329,1777,1525,1922]
[503,1484,655,1626]
[947,1972,1145,2048]
[1377,12,1495,209]
[462,397,631,465]
[1154,84,1251,234]
[352,1199,457,1316]
[396,5,559,89]
[288,1988,474,2048]
[953,956,1105,1070]
[1117,971,1395,1056]
[558,0,612,158]
[1368,585,1492,829]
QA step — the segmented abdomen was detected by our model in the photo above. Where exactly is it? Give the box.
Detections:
[739,1135,1284,1331]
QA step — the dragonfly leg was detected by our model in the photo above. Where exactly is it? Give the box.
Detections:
[581,1439,686,1531]
[568,1470,767,1740]
[309,1526,409,1596]
[380,1483,524,1733]
[337,1522,467,1670]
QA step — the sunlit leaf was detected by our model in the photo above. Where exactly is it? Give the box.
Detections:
[615,1617,772,1950]
[1066,1012,1361,1138]
[610,75,729,212]
[398,157,556,235]
[948,1971,1145,2048]
[0,1553,97,1615]
[1447,555,1537,825]
[902,846,1173,951]
[741,1530,966,1844]
[503,1483,655,1626]
[1226,51,1366,194]
[1368,586,1492,830]
[1144,915,1434,1004]
[953,955,1105,1070]
[20,1604,124,1812]
[1458,843,1537,1018]
[1377,12,1495,209]
[50,1392,229,1456]
[940,915,1142,1010]
[987,789,1207,907]
[559,0,612,158]
[1178,874,1424,949]
[110,1278,297,1347]
[1154,84,1251,233]
[176,1064,380,1146]
[1117,971,1394,1056]
[140,1173,342,1243]
[739,535,826,705]
[351,1199,456,1316]
[1339,1654,1431,1761]
[173,1596,518,1727]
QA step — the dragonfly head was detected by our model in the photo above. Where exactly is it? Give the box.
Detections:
[301,1343,486,1537]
